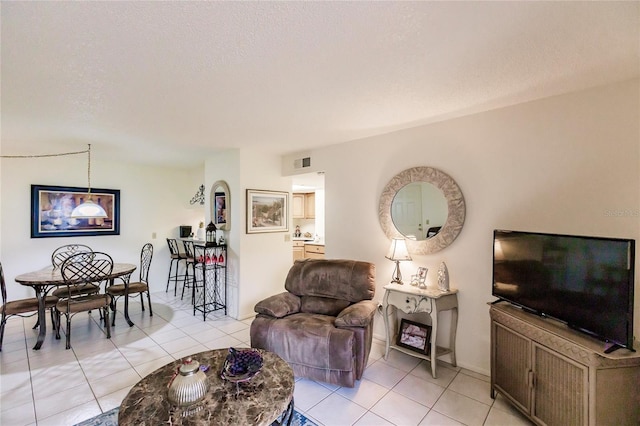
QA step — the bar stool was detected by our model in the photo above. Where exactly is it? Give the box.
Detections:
[166,238,187,296]
[181,240,200,303]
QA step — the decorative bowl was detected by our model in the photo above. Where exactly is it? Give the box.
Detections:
[220,348,263,383]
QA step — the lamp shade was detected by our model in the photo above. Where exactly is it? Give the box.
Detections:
[70,200,107,218]
[385,238,412,261]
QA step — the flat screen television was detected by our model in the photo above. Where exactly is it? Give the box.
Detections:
[492,229,635,352]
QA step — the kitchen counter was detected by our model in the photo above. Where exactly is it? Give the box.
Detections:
[304,241,324,246]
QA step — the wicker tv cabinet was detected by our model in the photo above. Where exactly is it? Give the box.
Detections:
[490,302,640,426]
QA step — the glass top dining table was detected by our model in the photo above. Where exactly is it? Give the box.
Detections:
[15,263,136,350]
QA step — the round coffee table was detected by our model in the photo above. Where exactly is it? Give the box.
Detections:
[119,348,294,425]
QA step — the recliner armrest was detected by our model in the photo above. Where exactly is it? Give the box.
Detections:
[335,300,377,327]
[254,292,301,318]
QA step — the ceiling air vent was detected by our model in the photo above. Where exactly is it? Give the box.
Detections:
[293,157,311,169]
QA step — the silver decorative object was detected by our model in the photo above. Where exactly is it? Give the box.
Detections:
[437,262,450,291]
[168,357,209,407]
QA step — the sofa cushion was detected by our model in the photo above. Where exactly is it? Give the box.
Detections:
[254,292,301,318]
[285,259,375,303]
[255,313,355,372]
[335,300,377,327]
[300,296,350,316]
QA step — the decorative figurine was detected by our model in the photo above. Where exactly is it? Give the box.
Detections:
[409,267,428,288]
[437,261,449,291]
[196,221,205,240]
[417,267,428,289]
[294,225,301,238]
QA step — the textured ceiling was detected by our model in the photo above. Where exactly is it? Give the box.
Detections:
[1,1,639,167]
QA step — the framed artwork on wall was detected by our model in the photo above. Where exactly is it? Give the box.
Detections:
[214,192,226,226]
[396,318,432,355]
[246,189,289,234]
[31,184,120,238]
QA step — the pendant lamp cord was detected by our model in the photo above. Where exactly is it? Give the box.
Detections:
[1,144,93,193]
[86,144,92,195]
[0,146,90,159]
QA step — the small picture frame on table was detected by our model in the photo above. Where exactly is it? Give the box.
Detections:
[409,266,428,288]
[396,318,432,355]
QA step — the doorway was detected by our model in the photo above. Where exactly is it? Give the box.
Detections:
[292,172,325,242]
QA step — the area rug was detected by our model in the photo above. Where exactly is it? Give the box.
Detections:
[74,406,318,426]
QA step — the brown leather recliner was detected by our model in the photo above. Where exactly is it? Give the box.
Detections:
[250,259,376,388]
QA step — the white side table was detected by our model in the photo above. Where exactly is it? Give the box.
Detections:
[383,283,458,378]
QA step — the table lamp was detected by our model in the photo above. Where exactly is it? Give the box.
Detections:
[385,238,412,284]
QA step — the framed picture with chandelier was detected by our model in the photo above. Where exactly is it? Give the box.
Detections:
[31,184,121,238]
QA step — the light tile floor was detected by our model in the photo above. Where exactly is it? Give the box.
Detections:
[0,291,534,426]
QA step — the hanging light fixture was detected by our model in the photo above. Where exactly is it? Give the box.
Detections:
[1,144,107,219]
[71,144,107,218]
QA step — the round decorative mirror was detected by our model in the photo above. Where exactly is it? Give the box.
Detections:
[379,167,465,254]
[210,180,230,231]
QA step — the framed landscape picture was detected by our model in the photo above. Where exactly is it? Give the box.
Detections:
[31,184,120,238]
[246,189,288,234]
[396,319,432,355]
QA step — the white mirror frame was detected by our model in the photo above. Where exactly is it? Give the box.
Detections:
[379,167,465,254]
[210,180,230,231]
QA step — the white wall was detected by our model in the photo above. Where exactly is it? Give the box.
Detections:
[205,149,293,320]
[205,149,241,317]
[294,79,640,375]
[314,189,325,239]
[0,154,204,300]
[2,79,636,376]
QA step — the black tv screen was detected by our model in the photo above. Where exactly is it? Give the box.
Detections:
[492,229,635,351]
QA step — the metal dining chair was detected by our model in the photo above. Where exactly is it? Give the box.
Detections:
[107,243,153,326]
[166,238,187,296]
[1,261,58,351]
[51,244,93,268]
[56,251,113,350]
[51,244,99,299]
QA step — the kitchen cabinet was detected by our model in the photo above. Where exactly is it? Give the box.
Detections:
[292,192,315,219]
[304,243,324,259]
[490,302,640,425]
[292,241,305,262]
[304,192,315,219]
[292,194,305,219]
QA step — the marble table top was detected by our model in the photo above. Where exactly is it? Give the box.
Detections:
[15,263,136,286]
[118,348,294,426]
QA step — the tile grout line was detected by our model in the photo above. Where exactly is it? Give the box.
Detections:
[21,318,40,426]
